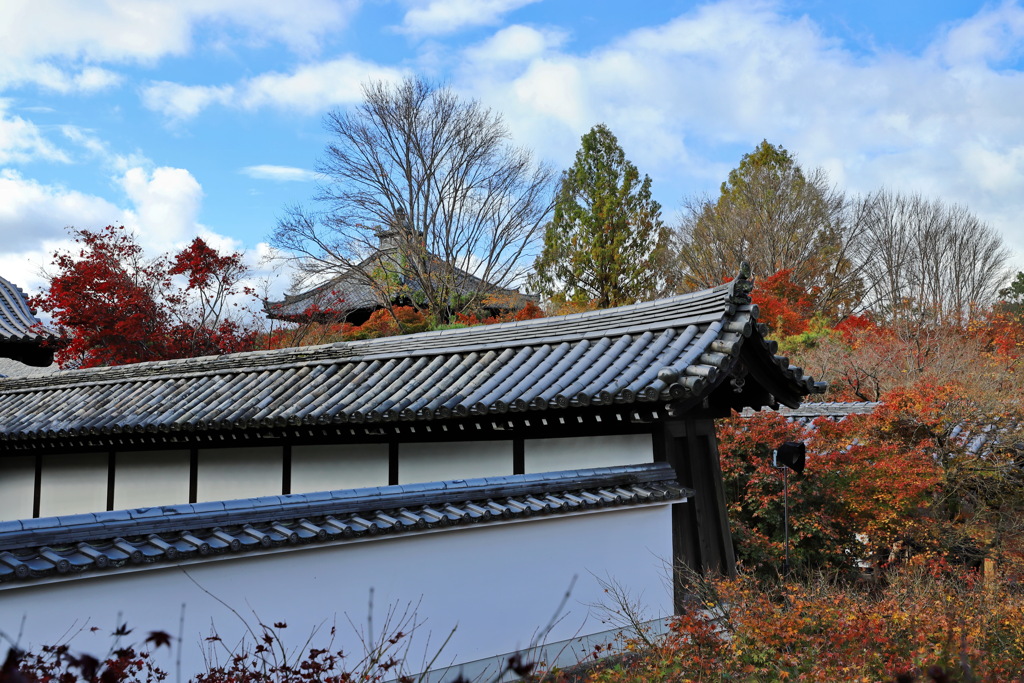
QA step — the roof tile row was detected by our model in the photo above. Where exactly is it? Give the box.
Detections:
[0,463,688,583]
[0,279,822,443]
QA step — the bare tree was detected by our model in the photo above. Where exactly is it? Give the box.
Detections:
[271,77,554,322]
[856,190,1010,326]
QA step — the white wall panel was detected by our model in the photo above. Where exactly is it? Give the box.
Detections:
[0,505,674,679]
[524,433,653,473]
[291,444,388,493]
[0,457,35,521]
[114,450,190,510]
[39,453,107,517]
[399,440,512,484]
[196,447,282,503]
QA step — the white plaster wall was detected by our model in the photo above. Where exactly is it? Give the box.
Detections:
[197,447,282,503]
[39,453,107,517]
[114,450,191,510]
[0,457,34,521]
[524,434,653,473]
[291,444,388,493]
[399,440,512,484]
[0,505,673,679]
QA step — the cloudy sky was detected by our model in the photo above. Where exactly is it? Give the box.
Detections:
[2,0,1023,298]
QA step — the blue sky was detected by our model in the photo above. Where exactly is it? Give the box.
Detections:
[2,0,1023,298]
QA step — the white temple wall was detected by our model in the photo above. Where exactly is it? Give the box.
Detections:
[196,447,281,503]
[3,430,657,519]
[38,453,107,518]
[291,444,389,493]
[524,434,653,472]
[399,440,513,483]
[114,450,190,510]
[0,456,34,521]
[0,505,674,679]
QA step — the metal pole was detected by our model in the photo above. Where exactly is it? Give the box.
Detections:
[783,466,790,576]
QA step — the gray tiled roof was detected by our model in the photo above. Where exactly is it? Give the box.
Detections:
[0,463,689,583]
[0,276,823,445]
[0,358,56,379]
[0,276,57,367]
[760,402,1020,457]
[744,402,880,426]
[0,276,47,342]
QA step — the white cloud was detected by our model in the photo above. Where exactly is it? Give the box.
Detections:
[238,58,405,113]
[0,0,356,93]
[242,165,317,182]
[0,170,124,252]
[0,239,78,298]
[933,1,1024,67]
[452,0,1024,267]
[464,25,566,63]
[0,63,124,94]
[0,101,69,164]
[141,83,235,120]
[60,126,149,172]
[119,167,204,250]
[400,0,539,36]
[142,56,405,119]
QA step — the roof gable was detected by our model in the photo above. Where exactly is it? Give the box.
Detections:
[0,276,57,367]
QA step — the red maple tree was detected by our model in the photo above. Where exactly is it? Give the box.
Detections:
[32,225,260,368]
[750,269,816,338]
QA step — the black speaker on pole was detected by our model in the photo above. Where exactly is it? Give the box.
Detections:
[774,440,806,474]
[773,440,807,576]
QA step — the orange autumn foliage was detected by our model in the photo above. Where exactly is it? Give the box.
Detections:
[750,268,816,337]
[586,565,1024,682]
[453,300,544,326]
[264,302,544,349]
[718,380,1024,576]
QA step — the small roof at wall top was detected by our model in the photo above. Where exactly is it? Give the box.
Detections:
[0,272,824,447]
[0,276,58,367]
[0,463,689,584]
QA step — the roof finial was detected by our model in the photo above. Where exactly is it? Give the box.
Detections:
[730,261,754,303]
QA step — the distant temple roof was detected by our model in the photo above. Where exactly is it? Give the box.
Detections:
[0,272,824,451]
[0,276,57,367]
[265,233,535,324]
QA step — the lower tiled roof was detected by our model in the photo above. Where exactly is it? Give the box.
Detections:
[744,402,880,426]
[0,463,689,584]
[758,401,1021,457]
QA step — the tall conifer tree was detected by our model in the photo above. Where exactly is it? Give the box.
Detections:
[530,124,670,309]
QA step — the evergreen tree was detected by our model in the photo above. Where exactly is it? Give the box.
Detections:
[530,124,670,309]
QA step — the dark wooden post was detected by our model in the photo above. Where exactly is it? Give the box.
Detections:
[657,417,736,612]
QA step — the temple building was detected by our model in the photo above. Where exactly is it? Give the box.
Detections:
[265,216,534,325]
[0,271,821,678]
